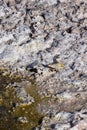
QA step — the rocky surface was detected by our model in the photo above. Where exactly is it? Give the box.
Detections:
[0,0,87,130]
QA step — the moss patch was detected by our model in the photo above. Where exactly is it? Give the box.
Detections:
[0,69,44,130]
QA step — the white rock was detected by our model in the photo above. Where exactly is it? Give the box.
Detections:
[55,123,70,130]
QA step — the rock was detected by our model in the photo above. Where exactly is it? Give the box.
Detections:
[4,0,15,5]
[0,0,87,130]
[17,117,28,123]
[12,81,34,106]
[54,123,71,130]
[70,120,87,130]
[54,112,73,123]
[14,83,34,106]
[40,0,57,6]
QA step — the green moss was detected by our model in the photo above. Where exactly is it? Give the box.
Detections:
[12,104,43,130]
[0,69,44,130]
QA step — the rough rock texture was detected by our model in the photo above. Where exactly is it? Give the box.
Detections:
[0,0,87,130]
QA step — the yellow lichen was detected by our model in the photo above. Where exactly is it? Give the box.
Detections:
[48,62,64,71]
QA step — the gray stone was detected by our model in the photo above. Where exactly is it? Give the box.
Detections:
[14,84,34,106]
[17,117,28,123]
[0,0,87,129]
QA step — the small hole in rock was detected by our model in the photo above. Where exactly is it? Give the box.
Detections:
[50,124,56,129]
[66,27,72,33]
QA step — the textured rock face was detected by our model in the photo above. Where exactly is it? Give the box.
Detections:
[0,0,87,130]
